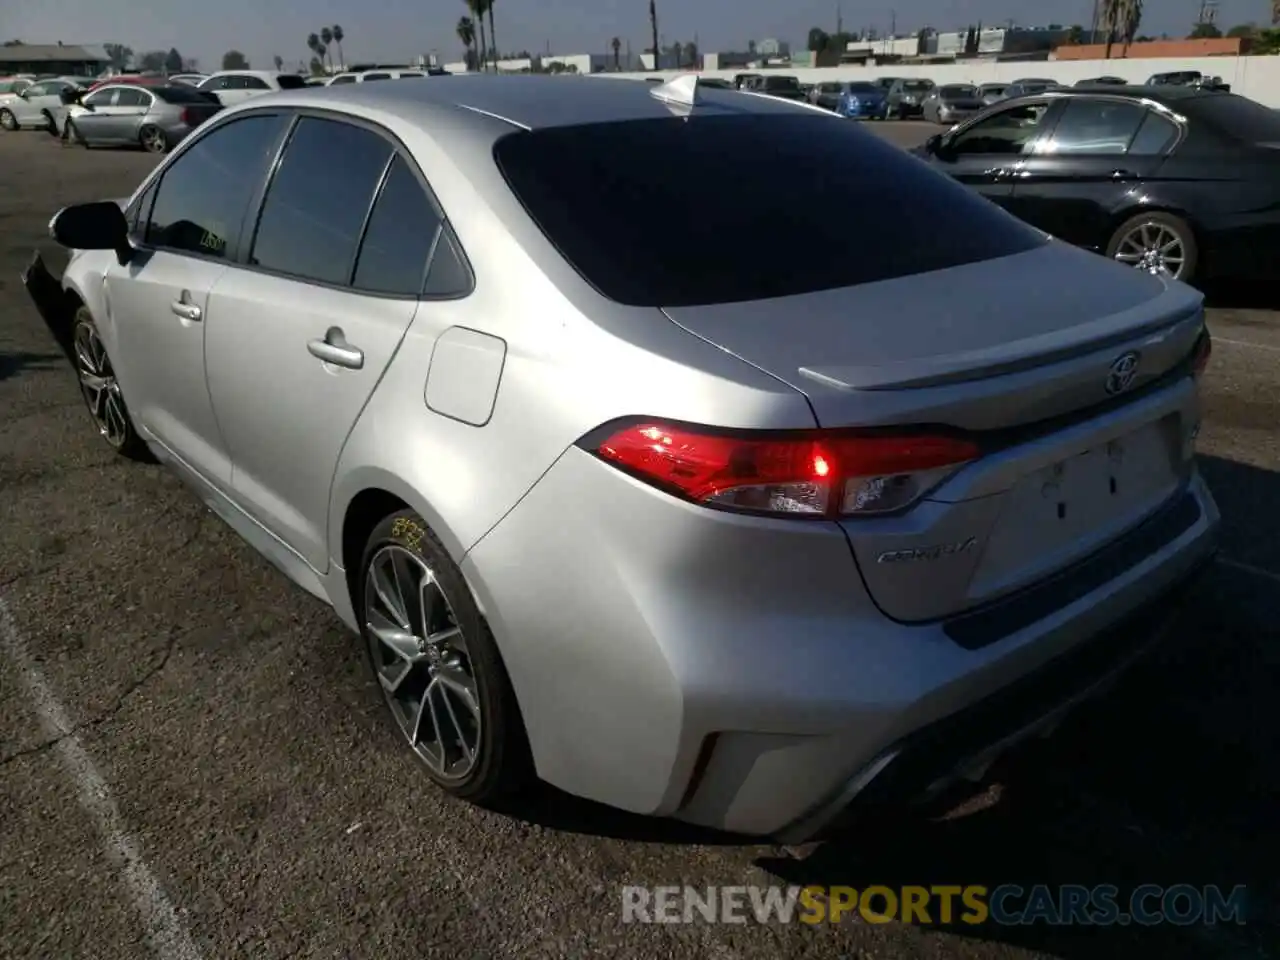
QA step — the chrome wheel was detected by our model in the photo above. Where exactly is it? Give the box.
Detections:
[73,321,129,447]
[364,544,482,782]
[1113,221,1187,279]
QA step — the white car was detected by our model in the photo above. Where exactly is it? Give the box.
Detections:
[196,70,308,105]
[326,68,426,85]
[0,76,93,132]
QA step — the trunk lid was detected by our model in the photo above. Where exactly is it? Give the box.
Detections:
[662,241,1206,623]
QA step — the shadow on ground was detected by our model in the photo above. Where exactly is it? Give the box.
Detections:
[0,350,62,382]
[1201,278,1280,311]
[753,455,1280,958]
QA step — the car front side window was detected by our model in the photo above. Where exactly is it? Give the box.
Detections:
[144,113,289,259]
[949,102,1051,156]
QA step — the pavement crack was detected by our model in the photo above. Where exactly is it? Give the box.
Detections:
[0,626,188,768]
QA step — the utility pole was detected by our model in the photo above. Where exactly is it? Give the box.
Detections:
[837,2,843,35]
[889,10,896,37]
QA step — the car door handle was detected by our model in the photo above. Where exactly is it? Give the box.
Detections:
[1111,169,1137,179]
[984,167,1010,177]
[169,300,201,322]
[307,327,364,369]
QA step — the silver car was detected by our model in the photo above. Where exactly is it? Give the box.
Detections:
[24,75,1219,841]
[65,83,222,152]
[0,76,93,132]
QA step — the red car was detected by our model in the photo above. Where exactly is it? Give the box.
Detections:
[86,74,169,92]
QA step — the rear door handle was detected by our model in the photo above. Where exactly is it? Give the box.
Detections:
[169,299,201,322]
[307,327,364,370]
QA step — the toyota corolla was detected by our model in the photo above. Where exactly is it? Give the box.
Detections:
[25,74,1218,841]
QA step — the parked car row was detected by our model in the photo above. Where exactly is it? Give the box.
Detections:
[911,83,1280,286]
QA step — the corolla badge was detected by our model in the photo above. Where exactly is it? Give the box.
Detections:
[877,537,978,564]
[1105,351,1140,395]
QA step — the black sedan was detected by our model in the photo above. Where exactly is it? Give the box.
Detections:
[912,85,1280,285]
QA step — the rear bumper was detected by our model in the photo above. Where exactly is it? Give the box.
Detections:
[463,441,1220,841]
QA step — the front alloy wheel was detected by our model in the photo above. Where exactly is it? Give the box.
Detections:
[71,311,150,460]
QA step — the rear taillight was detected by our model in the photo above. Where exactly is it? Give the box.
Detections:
[1191,330,1211,377]
[584,420,980,519]
[180,107,194,125]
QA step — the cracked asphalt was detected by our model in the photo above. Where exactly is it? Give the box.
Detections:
[2,122,1279,960]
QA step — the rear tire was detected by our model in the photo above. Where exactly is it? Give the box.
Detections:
[70,308,152,462]
[0,108,16,131]
[358,509,534,806]
[139,125,168,153]
[1105,211,1198,284]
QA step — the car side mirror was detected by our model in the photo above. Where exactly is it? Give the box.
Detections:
[49,201,132,265]
[925,133,946,156]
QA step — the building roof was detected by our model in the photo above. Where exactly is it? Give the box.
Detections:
[0,43,111,63]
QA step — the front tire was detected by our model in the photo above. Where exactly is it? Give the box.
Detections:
[71,308,152,461]
[0,108,16,131]
[1105,211,1198,284]
[358,509,533,805]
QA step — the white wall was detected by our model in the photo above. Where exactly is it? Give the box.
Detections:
[601,55,1280,107]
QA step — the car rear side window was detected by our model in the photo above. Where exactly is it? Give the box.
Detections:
[249,116,393,285]
[352,155,442,295]
[1042,98,1147,154]
[146,114,287,258]
[493,115,1045,307]
[275,75,307,89]
[1127,111,1179,154]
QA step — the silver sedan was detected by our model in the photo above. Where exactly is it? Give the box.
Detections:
[25,75,1219,841]
[65,83,222,152]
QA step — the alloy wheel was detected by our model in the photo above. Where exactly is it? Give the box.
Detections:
[141,127,166,153]
[364,543,482,782]
[1112,221,1187,280]
[73,322,129,447]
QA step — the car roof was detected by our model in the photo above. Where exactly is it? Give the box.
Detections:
[1055,84,1216,103]
[236,74,829,131]
[206,69,289,78]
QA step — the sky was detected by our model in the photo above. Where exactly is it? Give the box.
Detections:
[4,0,1276,70]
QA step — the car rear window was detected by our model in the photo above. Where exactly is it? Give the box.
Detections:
[847,82,879,92]
[903,80,933,90]
[275,74,307,89]
[1184,93,1280,143]
[493,115,1045,307]
[942,85,977,97]
[763,76,798,90]
[153,85,219,103]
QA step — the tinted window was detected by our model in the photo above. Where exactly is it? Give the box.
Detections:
[903,80,933,91]
[1128,111,1179,154]
[239,75,271,90]
[82,88,115,107]
[146,114,286,257]
[400,72,424,78]
[950,102,1051,156]
[763,77,799,90]
[116,87,151,107]
[1185,93,1280,143]
[1042,98,1146,154]
[422,230,471,298]
[249,117,392,284]
[364,73,392,81]
[127,181,158,236]
[330,75,357,84]
[196,76,224,90]
[154,85,218,103]
[493,115,1043,307]
[352,156,442,295]
[847,82,879,92]
[275,75,307,89]
[941,85,977,98]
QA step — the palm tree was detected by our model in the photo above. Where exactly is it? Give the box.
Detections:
[611,36,621,70]
[1119,0,1143,54]
[306,32,320,63]
[320,27,334,71]
[485,0,499,72]
[273,54,284,71]
[1099,0,1141,57]
[332,25,345,70]
[467,0,489,72]
[649,0,660,70]
[457,16,476,70]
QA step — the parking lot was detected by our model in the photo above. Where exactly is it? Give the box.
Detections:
[2,121,1279,959]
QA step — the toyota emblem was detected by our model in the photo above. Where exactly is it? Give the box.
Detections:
[1105,352,1140,395]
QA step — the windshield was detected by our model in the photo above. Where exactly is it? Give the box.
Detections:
[763,76,799,90]
[941,85,977,98]
[275,74,307,89]
[818,82,844,93]
[1185,93,1280,143]
[903,80,933,91]
[847,82,879,93]
[492,115,1043,307]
